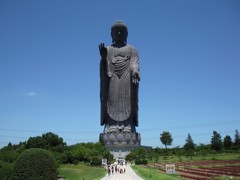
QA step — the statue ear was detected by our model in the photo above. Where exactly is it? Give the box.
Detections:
[125,31,128,43]
[111,31,114,44]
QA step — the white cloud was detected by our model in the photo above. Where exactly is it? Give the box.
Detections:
[27,92,37,96]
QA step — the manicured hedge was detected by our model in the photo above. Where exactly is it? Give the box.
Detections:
[11,148,58,180]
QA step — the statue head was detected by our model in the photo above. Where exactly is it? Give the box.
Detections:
[111,20,128,44]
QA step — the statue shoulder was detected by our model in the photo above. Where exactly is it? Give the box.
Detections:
[127,45,138,52]
[127,45,138,56]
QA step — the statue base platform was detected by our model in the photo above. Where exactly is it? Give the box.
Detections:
[100,132,142,159]
[99,132,141,146]
[105,145,140,159]
[104,144,152,159]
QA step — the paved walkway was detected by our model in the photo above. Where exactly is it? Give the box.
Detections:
[101,164,144,180]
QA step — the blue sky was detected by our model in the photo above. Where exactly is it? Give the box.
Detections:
[0,0,239,148]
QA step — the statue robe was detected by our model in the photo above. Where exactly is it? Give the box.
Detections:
[100,44,139,127]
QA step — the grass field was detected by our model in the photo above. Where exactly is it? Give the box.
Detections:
[149,152,240,164]
[59,164,106,180]
[132,165,181,180]
[58,153,240,180]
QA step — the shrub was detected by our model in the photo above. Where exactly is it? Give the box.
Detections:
[11,148,58,180]
[91,156,102,166]
[0,160,13,180]
[135,159,148,165]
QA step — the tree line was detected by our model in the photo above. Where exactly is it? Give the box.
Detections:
[0,129,239,178]
[0,132,113,179]
[159,129,240,151]
[125,129,240,164]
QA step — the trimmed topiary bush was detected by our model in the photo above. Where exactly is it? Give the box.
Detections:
[11,148,57,180]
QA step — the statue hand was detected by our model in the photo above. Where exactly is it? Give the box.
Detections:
[99,43,107,59]
[132,70,140,84]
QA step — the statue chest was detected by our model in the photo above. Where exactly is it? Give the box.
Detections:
[107,47,132,77]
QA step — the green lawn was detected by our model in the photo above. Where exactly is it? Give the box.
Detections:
[149,152,240,164]
[59,164,106,180]
[58,153,240,180]
[132,165,182,180]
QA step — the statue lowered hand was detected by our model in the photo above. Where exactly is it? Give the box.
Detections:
[132,69,140,84]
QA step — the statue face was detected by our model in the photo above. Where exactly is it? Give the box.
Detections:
[111,27,127,44]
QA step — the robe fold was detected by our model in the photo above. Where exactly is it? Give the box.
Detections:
[100,45,139,127]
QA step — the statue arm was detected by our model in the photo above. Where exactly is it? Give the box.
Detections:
[100,57,107,101]
[131,47,140,84]
[130,47,140,127]
[99,45,109,126]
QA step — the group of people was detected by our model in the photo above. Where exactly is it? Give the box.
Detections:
[107,163,126,175]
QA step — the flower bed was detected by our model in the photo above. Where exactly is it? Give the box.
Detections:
[146,159,240,179]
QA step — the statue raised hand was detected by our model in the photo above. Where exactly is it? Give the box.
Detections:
[99,43,107,59]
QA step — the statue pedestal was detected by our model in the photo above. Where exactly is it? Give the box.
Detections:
[99,132,141,159]
[100,132,152,159]
[99,132,141,146]
[104,145,140,159]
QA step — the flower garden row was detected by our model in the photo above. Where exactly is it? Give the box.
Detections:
[141,159,240,180]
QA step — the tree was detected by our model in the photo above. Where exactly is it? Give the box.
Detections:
[211,131,222,151]
[125,151,136,163]
[234,129,240,147]
[11,148,58,180]
[26,132,66,153]
[153,152,160,164]
[26,132,66,152]
[26,136,44,149]
[184,133,195,150]
[26,132,67,164]
[196,144,209,160]
[125,148,148,164]
[68,142,113,165]
[183,133,195,160]
[174,146,184,161]
[223,135,232,149]
[160,131,173,149]
[41,132,66,152]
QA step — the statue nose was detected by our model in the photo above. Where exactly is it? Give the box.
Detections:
[118,31,121,35]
